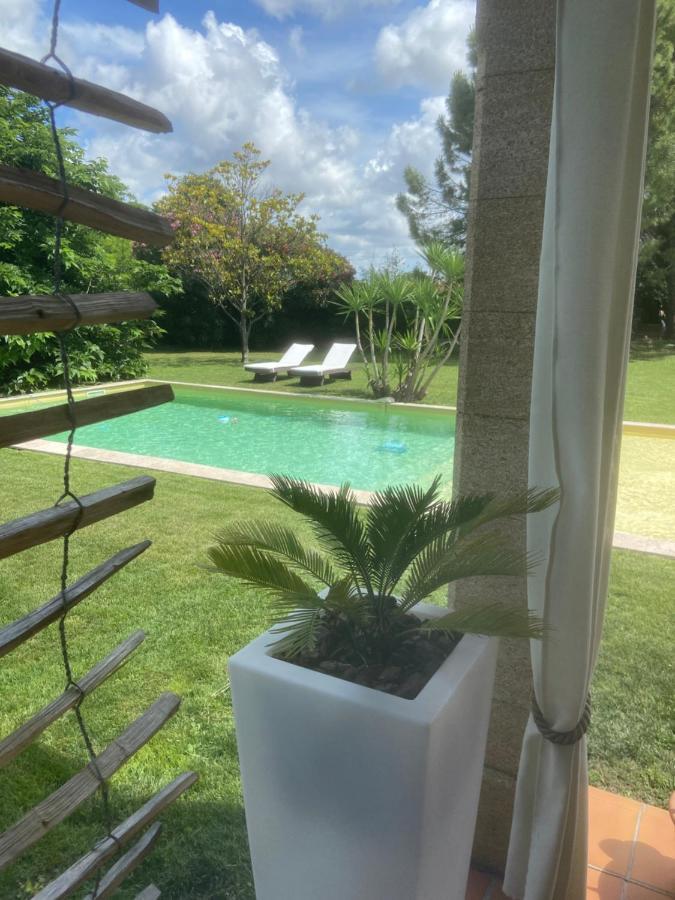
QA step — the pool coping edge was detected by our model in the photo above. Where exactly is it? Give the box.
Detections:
[2,379,673,436]
[10,439,674,556]
[11,438,376,506]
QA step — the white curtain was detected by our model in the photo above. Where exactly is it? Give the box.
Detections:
[502,2,656,898]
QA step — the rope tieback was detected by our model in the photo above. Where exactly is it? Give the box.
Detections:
[532,694,591,745]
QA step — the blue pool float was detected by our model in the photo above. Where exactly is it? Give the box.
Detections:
[379,441,407,454]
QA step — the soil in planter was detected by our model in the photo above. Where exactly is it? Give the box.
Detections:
[281,624,462,700]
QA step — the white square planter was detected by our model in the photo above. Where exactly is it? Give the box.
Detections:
[229,604,499,900]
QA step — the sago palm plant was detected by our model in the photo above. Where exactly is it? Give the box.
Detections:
[208,476,558,693]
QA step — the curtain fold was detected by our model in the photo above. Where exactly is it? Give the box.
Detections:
[502,2,656,898]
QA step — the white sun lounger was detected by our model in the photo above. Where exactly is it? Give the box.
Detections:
[289,342,357,386]
[244,343,314,382]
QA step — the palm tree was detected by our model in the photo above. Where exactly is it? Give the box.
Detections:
[208,476,558,669]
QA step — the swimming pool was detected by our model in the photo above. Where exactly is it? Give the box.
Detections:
[7,382,455,493]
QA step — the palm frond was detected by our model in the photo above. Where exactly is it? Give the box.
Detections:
[421,493,496,532]
[418,241,465,282]
[370,492,501,595]
[267,590,326,613]
[378,273,415,307]
[419,603,547,640]
[206,543,315,596]
[409,277,440,314]
[366,478,443,595]
[212,521,338,585]
[269,604,325,656]
[323,577,374,627]
[460,487,560,537]
[401,533,536,610]
[332,282,375,315]
[269,476,373,592]
[267,578,368,657]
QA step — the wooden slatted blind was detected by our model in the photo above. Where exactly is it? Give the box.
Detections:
[0,1,196,896]
[0,292,158,335]
[0,383,174,448]
[0,165,174,246]
[0,49,172,133]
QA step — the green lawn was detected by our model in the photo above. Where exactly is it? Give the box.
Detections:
[146,344,675,423]
[588,549,675,805]
[0,450,672,898]
[622,344,675,423]
[147,349,460,406]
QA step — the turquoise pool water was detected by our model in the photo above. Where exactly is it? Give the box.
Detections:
[34,386,455,492]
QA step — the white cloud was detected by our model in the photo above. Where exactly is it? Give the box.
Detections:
[253,0,399,22]
[59,13,308,194]
[288,25,305,57]
[60,23,146,63]
[0,6,447,270]
[0,0,43,56]
[375,0,475,90]
[364,95,445,190]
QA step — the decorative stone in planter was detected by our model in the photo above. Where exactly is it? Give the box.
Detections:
[229,604,499,900]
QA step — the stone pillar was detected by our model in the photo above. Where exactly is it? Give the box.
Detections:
[451,0,556,873]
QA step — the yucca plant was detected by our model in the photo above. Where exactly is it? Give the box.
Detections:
[209,476,558,697]
[333,242,463,403]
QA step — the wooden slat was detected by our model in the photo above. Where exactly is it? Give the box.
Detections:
[0,291,157,336]
[0,165,173,246]
[0,383,174,448]
[0,692,181,870]
[135,886,160,900]
[82,823,163,899]
[34,772,197,900]
[127,0,160,10]
[0,49,171,134]
[0,631,145,767]
[0,475,155,560]
[0,542,150,658]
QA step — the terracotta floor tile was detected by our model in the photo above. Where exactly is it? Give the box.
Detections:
[465,868,492,899]
[631,804,675,892]
[586,866,625,899]
[588,786,642,877]
[623,883,675,899]
[463,789,672,900]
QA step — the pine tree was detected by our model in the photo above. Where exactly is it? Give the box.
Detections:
[396,32,476,248]
[636,0,675,338]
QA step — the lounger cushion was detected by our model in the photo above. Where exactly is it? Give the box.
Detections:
[289,343,357,377]
[289,366,345,375]
[244,343,314,373]
[244,362,280,372]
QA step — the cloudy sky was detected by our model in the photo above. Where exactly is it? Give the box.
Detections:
[1,0,475,270]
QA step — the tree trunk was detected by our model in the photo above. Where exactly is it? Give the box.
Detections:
[239,313,250,364]
[661,219,674,339]
[665,258,674,340]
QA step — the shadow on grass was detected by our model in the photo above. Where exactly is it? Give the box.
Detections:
[629,340,675,361]
[150,352,244,370]
[155,356,376,399]
[0,740,254,899]
[230,371,372,397]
